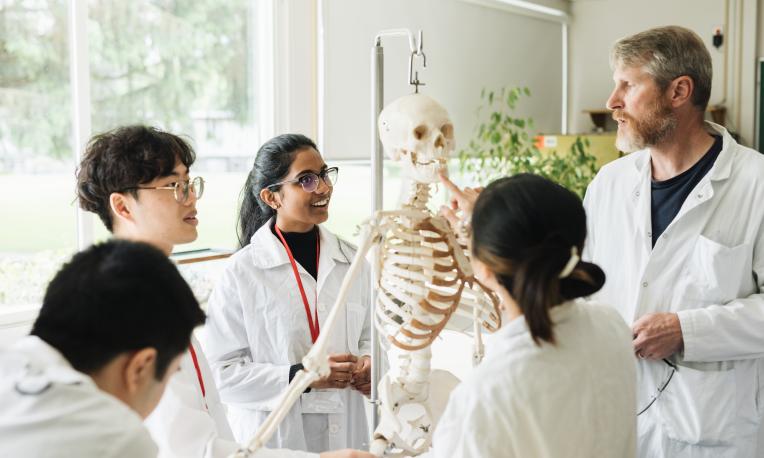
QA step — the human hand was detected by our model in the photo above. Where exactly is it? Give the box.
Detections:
[310,353,358,390]
[632,313,684,360]
[438,172,482,231]
[350,355,371,397]
[319,450,376,458]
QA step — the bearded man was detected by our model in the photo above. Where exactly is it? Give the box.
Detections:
[583,25,764,458]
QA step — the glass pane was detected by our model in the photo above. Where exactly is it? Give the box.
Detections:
[88,0,258,251]
[0,0,76,307]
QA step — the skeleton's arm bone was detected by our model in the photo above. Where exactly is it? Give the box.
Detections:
[232,371,318,456]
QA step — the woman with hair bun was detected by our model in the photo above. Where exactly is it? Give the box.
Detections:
[428,173,636,458]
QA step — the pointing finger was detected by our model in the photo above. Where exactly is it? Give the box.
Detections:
[438,172,466,198]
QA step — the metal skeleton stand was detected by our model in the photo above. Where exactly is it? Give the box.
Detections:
[369,28,426,437]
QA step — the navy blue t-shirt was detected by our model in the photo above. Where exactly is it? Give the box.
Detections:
[650,135,722,247]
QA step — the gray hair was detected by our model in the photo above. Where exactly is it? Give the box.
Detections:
[610,26,712,111]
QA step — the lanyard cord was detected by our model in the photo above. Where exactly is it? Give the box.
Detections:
[274,225,321,343]
[188,344,206,398]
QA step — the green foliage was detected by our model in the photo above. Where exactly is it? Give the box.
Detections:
[0,0,251,162]
[458,86,598,198]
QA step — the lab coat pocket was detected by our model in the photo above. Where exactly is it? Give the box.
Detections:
[658,364,735,446]
[346,302,366,354]
[300,389,344,414]
[682,236,752,305]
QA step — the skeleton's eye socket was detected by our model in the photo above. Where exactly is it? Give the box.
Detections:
[413,125,428,140]
[441,124,454,139]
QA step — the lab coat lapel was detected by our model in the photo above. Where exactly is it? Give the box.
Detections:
[317,227,337,296]
[249,218,291,269]
[316,225,352,295]
[654,123,733,238]
[633,152,653,258]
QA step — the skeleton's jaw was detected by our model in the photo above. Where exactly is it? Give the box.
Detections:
[401,149,448,184]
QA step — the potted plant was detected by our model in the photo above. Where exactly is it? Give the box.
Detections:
[458,86,598,198]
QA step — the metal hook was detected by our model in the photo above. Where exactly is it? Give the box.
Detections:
[408,45,427,93]
[409,31,426,93]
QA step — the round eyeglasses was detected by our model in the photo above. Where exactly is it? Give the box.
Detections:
[126,176,205,203]
[268,167,339,193]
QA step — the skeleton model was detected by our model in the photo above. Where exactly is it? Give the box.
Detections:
[232,94,501,458]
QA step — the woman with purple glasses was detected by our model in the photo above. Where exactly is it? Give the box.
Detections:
[204,134,372,455]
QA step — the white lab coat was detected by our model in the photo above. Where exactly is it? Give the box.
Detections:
[584,122,764,457]
[146,336,316,458]
[428,301,636,458]
[145,335,239,458]
[0,336,158,458]
[204,220,371,453]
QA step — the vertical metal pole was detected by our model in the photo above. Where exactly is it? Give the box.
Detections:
[561,21,568,135]
[69,0,93,250]
[369,40,384,434]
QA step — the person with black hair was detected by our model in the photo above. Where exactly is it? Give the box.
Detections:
[423,174,636,458]
[76,125,202,255]
[204,134,371,453]
[0,240,206,457]
[75,127,369,458]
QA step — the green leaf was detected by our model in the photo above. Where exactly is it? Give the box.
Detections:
[456,85,600,196]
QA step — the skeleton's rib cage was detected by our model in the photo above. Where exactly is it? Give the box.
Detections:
[374,211,501,353]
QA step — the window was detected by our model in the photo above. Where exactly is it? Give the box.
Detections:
[87,0,261,250]
[0,0,269,311]
[0,0,76,307]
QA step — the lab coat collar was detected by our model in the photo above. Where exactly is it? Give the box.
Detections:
[13,336,71,369]
[704,121,734,182]
[631,121,734,182]
[248,217,352,270]
[495,301,577,344]
[10,336,91,387]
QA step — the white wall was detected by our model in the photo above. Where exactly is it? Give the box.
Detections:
[568,0,758,147]
[320,0,565,160]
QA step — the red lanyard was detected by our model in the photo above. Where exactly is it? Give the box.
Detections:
[188,343,206,399]
[274,225,321,343]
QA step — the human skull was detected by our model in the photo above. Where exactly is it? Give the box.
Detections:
[378,94,454,183]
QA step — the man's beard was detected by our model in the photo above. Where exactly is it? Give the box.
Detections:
[614,99,677,153]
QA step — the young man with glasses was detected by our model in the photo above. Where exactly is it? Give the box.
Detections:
[76,126,371,458]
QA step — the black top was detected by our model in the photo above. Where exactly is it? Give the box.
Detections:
[271,221,319,280]
[650,135,722,247]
